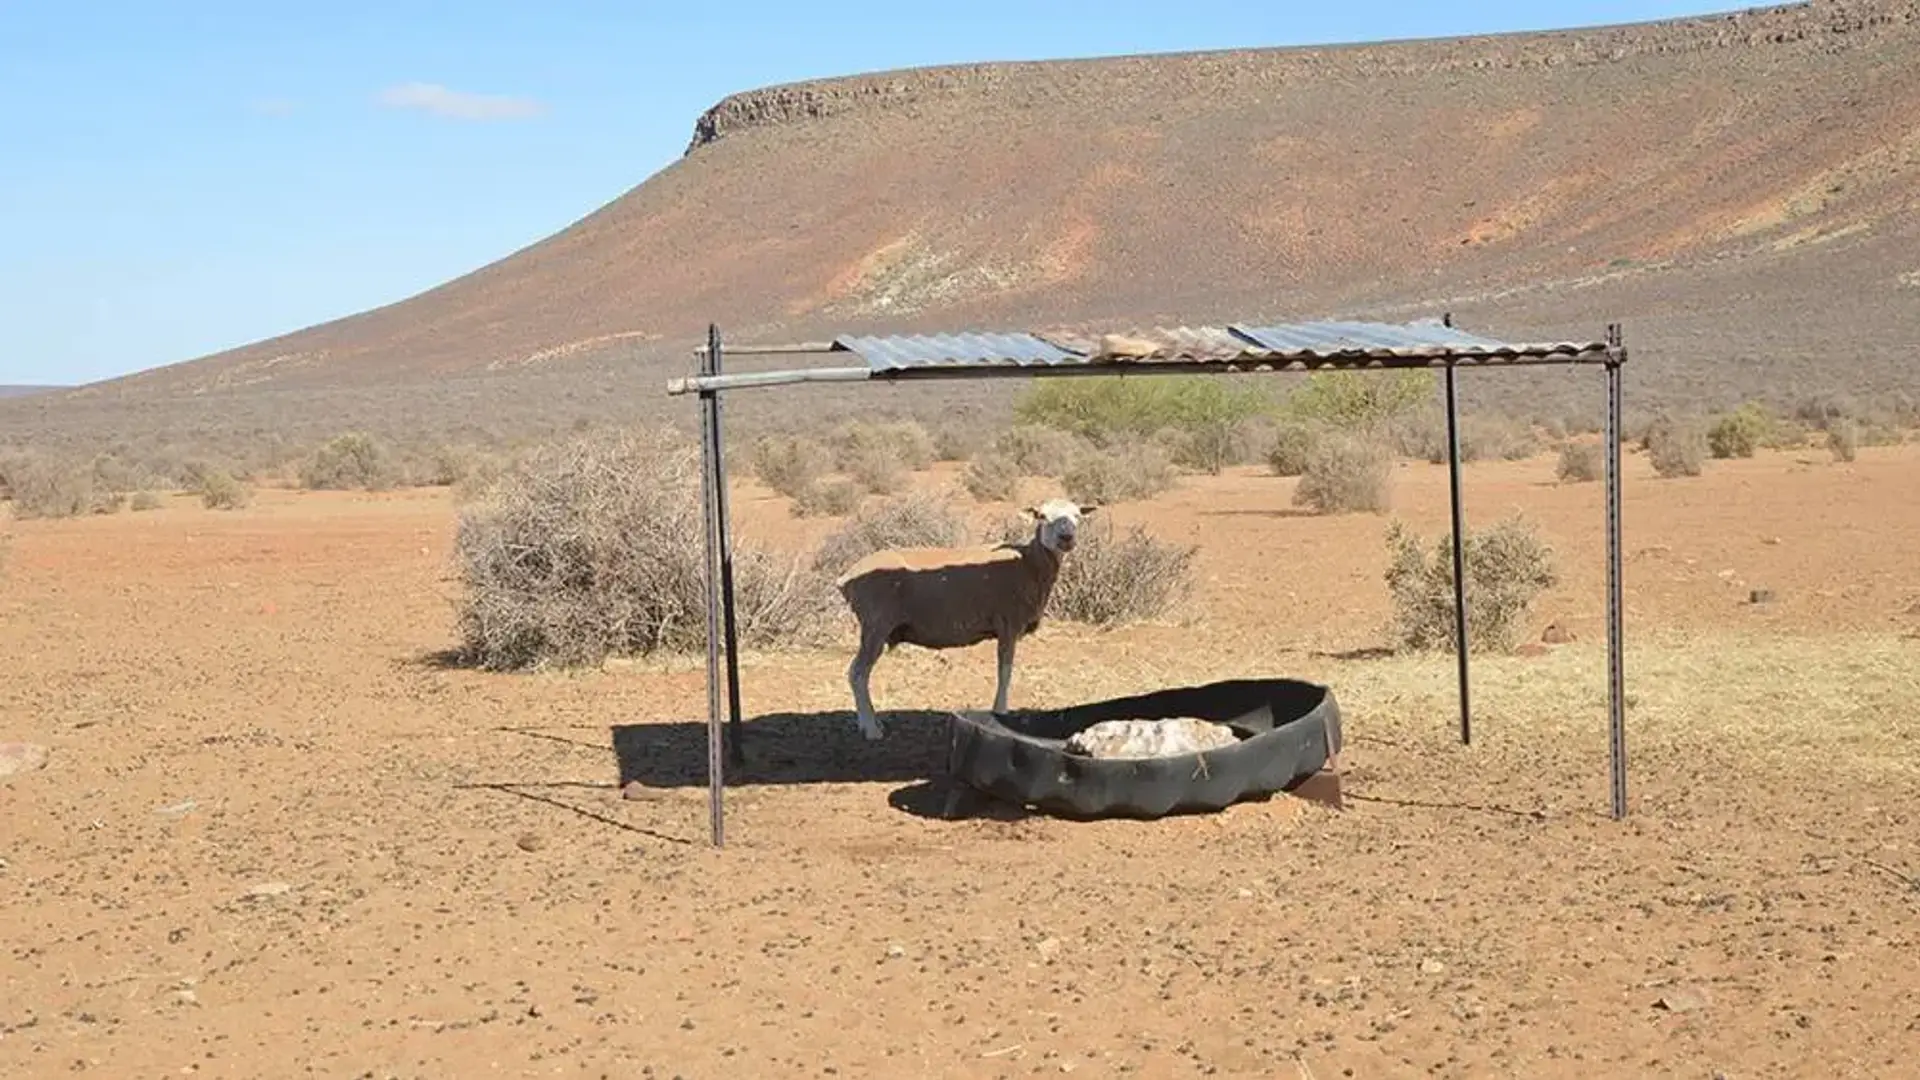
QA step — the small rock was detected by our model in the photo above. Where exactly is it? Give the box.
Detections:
[156,801,197,817]
[886,944,906,959]
[1236,888,1254,900]
[1762,536,1782,545]
[0,742,50,779]
[1541,622,1576,645]
[243,882,293,899]
[515,832,546,852]
[1420,959,1447,975]
[1036,938,1063,962]
[1655,986,1711,1013]
[621,781,662,801]
[173,989,199,1007]
[1749,589,1777,605]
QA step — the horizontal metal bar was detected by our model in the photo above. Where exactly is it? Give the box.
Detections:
[664,349,1618,396]
[667,366,876,395]
[690,342,838,357]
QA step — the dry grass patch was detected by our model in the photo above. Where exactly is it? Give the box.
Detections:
[990,425,1087,478]
[749,434,833,500]
[199,471,253,511]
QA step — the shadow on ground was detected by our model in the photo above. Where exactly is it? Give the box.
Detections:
[611,709,953,789]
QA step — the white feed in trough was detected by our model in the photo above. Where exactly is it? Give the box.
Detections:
[1063,718,1240,760]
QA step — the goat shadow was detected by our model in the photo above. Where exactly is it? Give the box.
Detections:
[611,709,956,790]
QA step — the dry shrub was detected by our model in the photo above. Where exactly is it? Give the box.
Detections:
[199,470,252,510]
[423,444,502,491]
[1266,419,1321,477]
[1829,418,1859,463]
[129,490,164,512]
[988,514,1197,627]
[792,478,862,518]
[962,453,1021,503]
[300,432,401,491]
[843,440,908,495]
[830,421,935,474]
[749,434,832,499]
[451,430,830,671]
[1061,441,1176,505]
[2,456,122,519]
[1385,515,1558,654]
[1293,434,1392,514]
[991,424,1085,477]
[810,490,969,580]
[1049,518,1198,627]
[1556,441,1604,483]
[929,423,983,462]
[1644,414,1707,478]
[1794,392,1858,431]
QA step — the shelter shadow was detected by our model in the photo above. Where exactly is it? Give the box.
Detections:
[611,709,952,789]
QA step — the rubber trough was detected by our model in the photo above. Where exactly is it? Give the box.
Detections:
[943,677,1342,820]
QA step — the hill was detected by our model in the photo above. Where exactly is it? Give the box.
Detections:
[9,0,1920,448]
[0,386,61,399]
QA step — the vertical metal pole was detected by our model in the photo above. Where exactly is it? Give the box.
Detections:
[708,325,747,769]
[1604,324,1629,820]
[697,361,726,848]
[1443,360,1472,745]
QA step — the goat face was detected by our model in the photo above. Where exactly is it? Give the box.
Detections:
[1026,497,1098,555]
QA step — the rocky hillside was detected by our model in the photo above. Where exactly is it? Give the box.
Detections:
[14,0,1920,439]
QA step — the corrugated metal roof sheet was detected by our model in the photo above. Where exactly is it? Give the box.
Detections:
[1034,325,1255,362]
[827,319,1611,374]
[831,331,1078,370]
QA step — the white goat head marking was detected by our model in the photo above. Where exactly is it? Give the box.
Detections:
[1025,498,1098,554]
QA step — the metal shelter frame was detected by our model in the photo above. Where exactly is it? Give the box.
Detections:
[666,316,1630,847]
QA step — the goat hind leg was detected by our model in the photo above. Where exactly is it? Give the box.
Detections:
[848,628,888,740]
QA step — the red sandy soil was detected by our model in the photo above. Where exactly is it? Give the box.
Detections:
[4,444,1920,1077]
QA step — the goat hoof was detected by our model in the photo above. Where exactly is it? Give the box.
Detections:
[856,719,885,741]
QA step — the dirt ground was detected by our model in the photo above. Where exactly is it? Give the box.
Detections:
[4,443,1920,1078]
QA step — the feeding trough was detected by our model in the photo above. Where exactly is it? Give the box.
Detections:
[940,677,1343,820]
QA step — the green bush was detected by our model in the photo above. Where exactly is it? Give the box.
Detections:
[1385,515,1558,654]
[300,432,401,491]
[1283,369,1436,432]
[1014,375,1272,445]
[1707,402,1776,459]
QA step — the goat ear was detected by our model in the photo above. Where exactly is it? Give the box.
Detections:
[1022,505,1044,520]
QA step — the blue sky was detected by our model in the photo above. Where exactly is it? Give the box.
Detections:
[0,1,1738,387]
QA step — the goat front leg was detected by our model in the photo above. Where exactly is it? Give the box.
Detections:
[992,631,1017,714]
